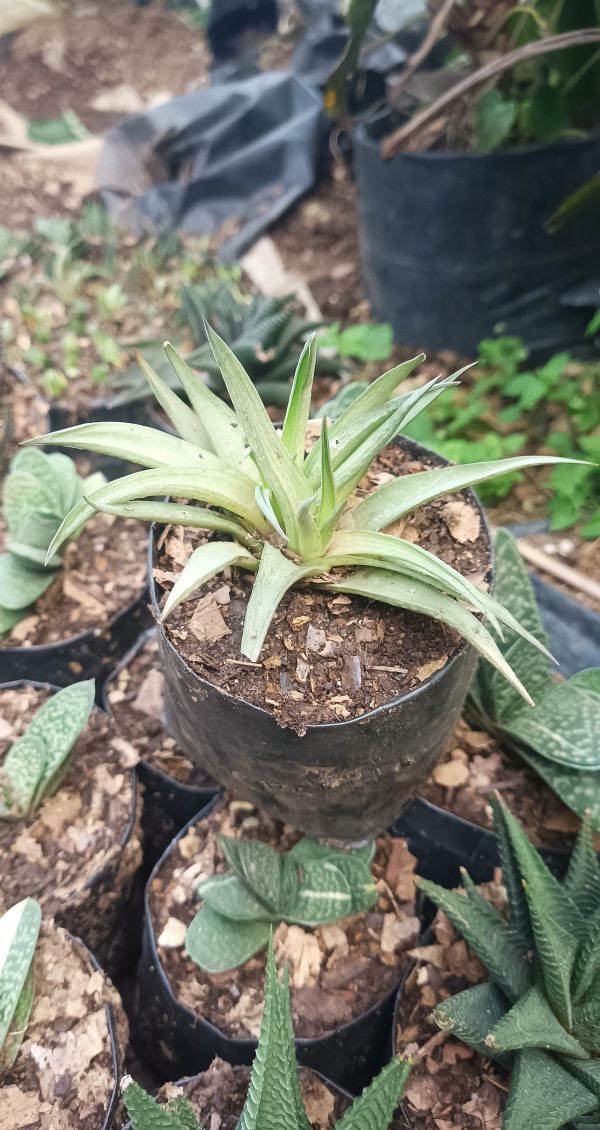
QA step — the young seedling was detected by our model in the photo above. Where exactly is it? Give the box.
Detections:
[185,836,377,972]
[0,448,104,635]
[0,681,95,821]
[32,332,583,701]
[122,939,411,1129]
[467,529,600,825]
[419,798,600,1130]
[0,898,42,1071]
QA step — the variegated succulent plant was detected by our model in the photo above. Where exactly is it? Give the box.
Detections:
[123,939,410,1129]
[0,681,95,821]
[0,898,42,1071]
[31,331,579,699]
[419,797,600,1130]
[185,835,377,973]
[467,529,600,826]
[0,448,104,636]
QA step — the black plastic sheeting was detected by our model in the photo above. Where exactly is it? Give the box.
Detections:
[354,124,600,358]
[97,71,324,261]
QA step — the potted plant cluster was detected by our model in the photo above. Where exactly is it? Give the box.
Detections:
[1,325,595,1128]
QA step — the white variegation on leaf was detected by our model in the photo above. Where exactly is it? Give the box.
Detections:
[0,898,41,1068]
[30,333,585,701]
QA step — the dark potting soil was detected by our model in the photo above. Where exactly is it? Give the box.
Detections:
[420,718,584,849]
[157,444,490,732]
[0,512,147,649]
[0,684,141,924]
[149,796,420,1040]
[106,633,214,787]
[395,884,507,1130]
[1,922,128,1130]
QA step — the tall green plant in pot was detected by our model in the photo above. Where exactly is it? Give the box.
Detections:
[31,329,580,838]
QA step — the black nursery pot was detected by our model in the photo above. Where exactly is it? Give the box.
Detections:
[102,631,221,869]
[0,587,152,693]
[48,397,161,481]
[78,934,123,1130]
[135,801,400,1095]
[148,437,491,841]
[354,123,600,358]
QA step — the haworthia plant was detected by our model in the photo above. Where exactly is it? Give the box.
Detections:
[467,529,600,825]
[185,836,377,973]
[0,448,105,636]
[123,940,411,1129]
[31,333,583,701]
[0,680,95,821]
[418,798,600,1130]
[0,898,41,1070]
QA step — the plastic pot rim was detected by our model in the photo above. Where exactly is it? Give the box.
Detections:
[355,120,600,164]
[0,585,149,661]
[146,434,492,736]
[68,931,122,1130]
[143,798,406,1052]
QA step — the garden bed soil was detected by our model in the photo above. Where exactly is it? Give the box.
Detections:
[157,442,491,732]
[148,796,420,1040]
[395,883,507,1130]
[0,684,142,968]
[420,718,584,849]
[0,512,147,648]
[2,922,128,1130]
[106,632,215,787]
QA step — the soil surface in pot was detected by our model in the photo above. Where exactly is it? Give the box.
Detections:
[0,684,140,920]
[106,633,215,787]
[420,717,584,849]
[2,921,128,1130]
[0,513,147,649]
[156,443,490,731]
[149,796,420,1039]
[395,879,506,1129]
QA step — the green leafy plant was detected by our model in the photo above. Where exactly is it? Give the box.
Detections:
[419,797,600,1130]
[185,836,377,973]
[34,332,582,699]
[320,321,394,363]
[123,939,411,1129]
[0,681,95,822]
[27,110,89,145]
[0,449,104,636]
[0,897,42,1071]
[467,528,600,826]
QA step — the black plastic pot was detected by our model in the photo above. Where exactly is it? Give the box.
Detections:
[76,933,123,1130]
[0,586,151,692]
[148,436,491,841]
[48,398,159,481]
[136,799,403,1094]
[354,123,600,358]
[531,574,600,676]
[102,631,221,869]
[0,680,143,980]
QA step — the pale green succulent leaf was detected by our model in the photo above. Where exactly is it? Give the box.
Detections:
[569,1056,600,1101]
[572,670,600,698]
[504,680,600,770]
[351,457,584,533]
[288,838,375,867]
[0,898,41,1057]
[160,541,257,621]
[164,341,248,463]
[2,965,35,1069]
[0,553,57,611]
[0,733,46,818]
[317,416,336,527]
[321,568,534,706]
[504,1048,598,1130]
[3,471,61,539]
[185,905,270,973]
[241,543,317,663]
[221,837,284,916]
[434,981,509,1058]
[290,860,354,926]
[335,1056,411,1130]
[572,1000,600,1057]
[487,982,588,1058]
[198,874,275,922]
[331,856,377,913]
[26,421,213,471]
[255,485,288,541]
[95,500,256,545]
[122,1079,198,1130]
[137,351,211,448]
[281,333,317,466]
[0,604,25,638]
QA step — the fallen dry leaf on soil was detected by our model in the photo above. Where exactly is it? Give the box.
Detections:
[189,595,230,644]
[416,656,448,682]
[275,924,322,988]
[132,669,165,719]
[441,500,480,543]
[432,759,470,788]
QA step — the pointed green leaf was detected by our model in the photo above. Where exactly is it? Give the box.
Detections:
[198,874,275,922]
[160,541,257,621]
[123,1079,198,1130]
[221,837,284,915]
[2,965,35,1069]
[255,485,288,541]
[317,416,336,528]
[573,919,600,1006]
[569,1056,600,1101]
[564,814,600,917]
[241,543,318,663]
[487,983,588,1058]
[0,898,41,1057]
[164,341,248,463]
[137,351,211,448]
[281,334,317,466]
[504,1048,597,1130]
[505,679,600,770]
[434,981,509,1058]
[26,422,213,471]
[335,1056,411,1130]
[185,904,270,973]
[94,500,256,545]
[350,457,584,533]
[511,742,600,830]
[489,795,533,951]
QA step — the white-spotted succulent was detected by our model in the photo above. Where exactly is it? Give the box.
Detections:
[0,898,41,1071]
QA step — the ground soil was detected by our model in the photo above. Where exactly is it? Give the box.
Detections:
[105,631,215,787]
[395,886,507,1130]
[419,717,585,849]
[2,922,128,1130]
[0,512,147,648]
[157,440,491,731]
[148,795,420,1040]
[0,684,142,968]
[519,531,600,615]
